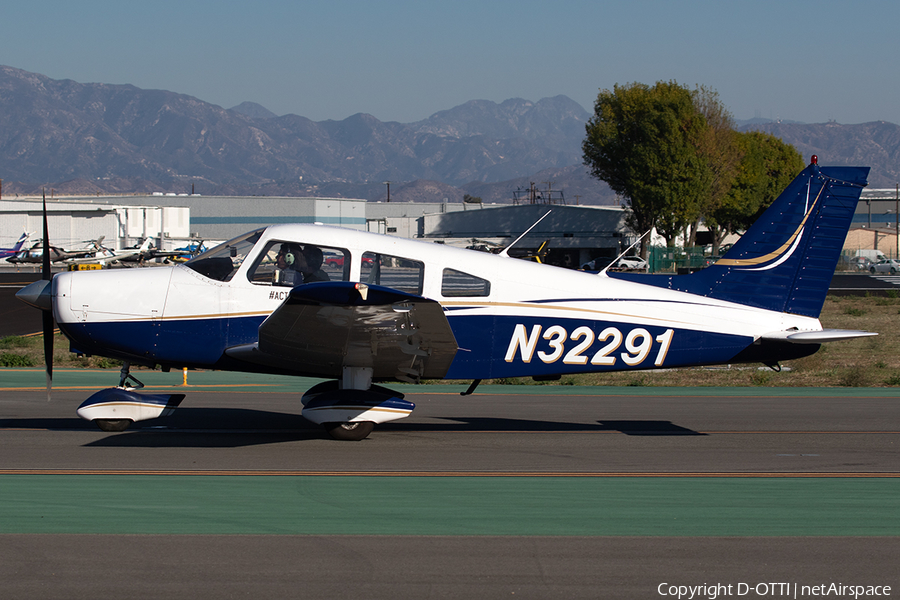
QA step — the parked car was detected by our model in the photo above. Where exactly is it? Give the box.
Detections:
[579,256,648,272]
[579,257,614,271]
[323,251,374,269]
[615,256,649,271]
[850,256,873,271]
[870,258,900,274]
[323,251,345,268]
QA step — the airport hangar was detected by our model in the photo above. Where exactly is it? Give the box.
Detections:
[0,194,633,268]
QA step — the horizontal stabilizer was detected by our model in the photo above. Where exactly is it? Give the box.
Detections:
[760,329,877,344]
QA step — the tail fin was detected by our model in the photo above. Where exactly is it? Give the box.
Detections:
[12,231,29,251]
[612,159,869,318]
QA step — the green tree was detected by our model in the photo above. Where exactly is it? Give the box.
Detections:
[705,131,804,253]
[582,81,710,254]
[687,85,742,247]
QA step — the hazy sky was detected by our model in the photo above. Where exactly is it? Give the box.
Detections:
[3,0,897,124]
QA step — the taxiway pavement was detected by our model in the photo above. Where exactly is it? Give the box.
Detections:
[1,373,898,598]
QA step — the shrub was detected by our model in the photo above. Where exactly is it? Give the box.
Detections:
[838,366,868,387]
[0,352,35,367]
[884,373,900,386]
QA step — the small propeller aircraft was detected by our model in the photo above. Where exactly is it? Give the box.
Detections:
[115,241,194,265]
[65,237,153,266]
[6,238,95,264]
[17,158,876,440]
[0,231,30,261]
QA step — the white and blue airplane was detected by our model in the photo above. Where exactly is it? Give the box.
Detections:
[17,158,875,440]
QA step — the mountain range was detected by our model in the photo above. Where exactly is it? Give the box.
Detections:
[1,65,898,205]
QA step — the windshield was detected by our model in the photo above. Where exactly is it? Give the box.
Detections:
[184,229,264,282]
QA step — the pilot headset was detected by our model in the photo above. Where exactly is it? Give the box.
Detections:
[280,245,296,265]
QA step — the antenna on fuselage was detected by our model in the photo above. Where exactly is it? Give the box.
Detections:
[498,210,552,258]
[599,229,651,275]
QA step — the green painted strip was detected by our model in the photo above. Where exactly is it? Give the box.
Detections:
[4,368,900,397]
[1,476,897,536]
[0,368,326,392]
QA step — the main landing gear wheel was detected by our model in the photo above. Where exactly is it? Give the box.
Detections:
[94,419,132,432]
[324,421,375,441]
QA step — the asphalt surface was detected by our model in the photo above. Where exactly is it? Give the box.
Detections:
[1,375,898,599]
[2,268,899,598]
[2,384,900,474]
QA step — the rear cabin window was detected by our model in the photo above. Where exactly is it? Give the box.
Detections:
[247,241,350,286]
[361,252,424,295]
[441,268,491,297]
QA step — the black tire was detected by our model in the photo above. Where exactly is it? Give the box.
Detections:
[871,267,877,274]
[891,268,896,274]
[324,421,374,441]
[94,419,132,432]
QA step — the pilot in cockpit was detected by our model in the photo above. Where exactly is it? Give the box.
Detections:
[274,243,301,286]
[297,245,330,283]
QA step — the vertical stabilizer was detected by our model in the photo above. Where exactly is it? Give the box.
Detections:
[611,160,869,317]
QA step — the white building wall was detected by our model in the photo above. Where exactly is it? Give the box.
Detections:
[0,200,189,253]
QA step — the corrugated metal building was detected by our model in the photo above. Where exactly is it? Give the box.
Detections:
[0,199,190,252]
[34,195,369,240]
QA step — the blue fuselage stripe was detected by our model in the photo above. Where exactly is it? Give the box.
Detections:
[60,312,753,379]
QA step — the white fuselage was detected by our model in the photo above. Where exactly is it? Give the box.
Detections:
[52,224,823,378]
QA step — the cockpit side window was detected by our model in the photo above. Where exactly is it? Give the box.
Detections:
[441,268,491,297]
[361,252,424,295]
[247,241,350,286]
[184,229,263,282]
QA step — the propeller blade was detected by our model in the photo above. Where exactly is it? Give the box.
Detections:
[43,310,53,401]
[41,191,51,279]
[41,191,53,400]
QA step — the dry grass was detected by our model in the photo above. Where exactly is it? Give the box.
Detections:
[0,333,120,369]
[3,294,899,386]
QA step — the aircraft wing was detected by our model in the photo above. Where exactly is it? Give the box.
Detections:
[65,253,118,265]
[226,282,459,381]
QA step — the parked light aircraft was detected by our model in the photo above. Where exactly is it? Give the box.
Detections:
[65,237,153,266]
[7,239,95,264]
[0,232,30,261]
[116,241,194,265]
[17,158,875,440]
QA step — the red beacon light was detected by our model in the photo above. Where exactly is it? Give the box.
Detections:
[811,155,818,165]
